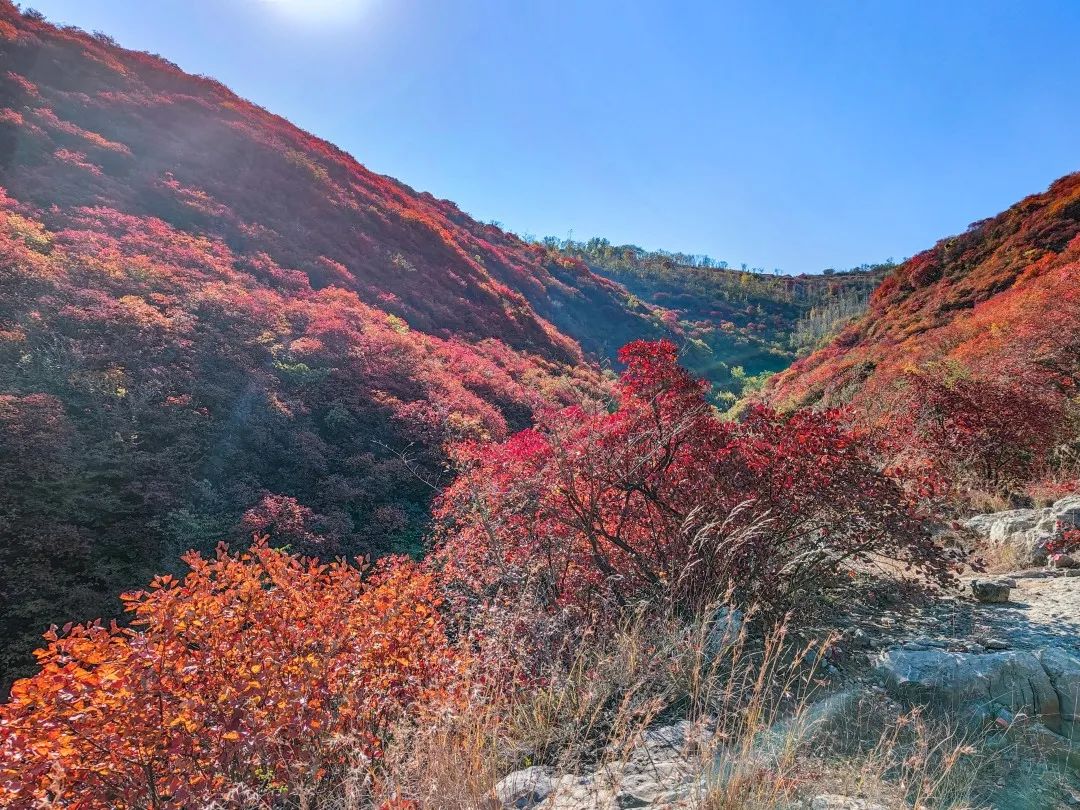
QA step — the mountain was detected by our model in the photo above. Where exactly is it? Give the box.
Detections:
[547,237,889,400]
[765,173,1080,497]
[0,2,665,686]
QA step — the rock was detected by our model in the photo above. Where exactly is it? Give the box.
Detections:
[1053,494,1080,529]
[986,509,1042,543]
[845,627,872,649]
[612,769,686,807]
[971,579,1011,603]
[874,648,1061,728]
[1036,647,1080,741]
[1050,553,1079,569]
[964,496,1080,566]
[810,795,887,810]
[495,766,555,809]
[983,638,1010,651]
[911,635,947,648]
[704,606,744,662]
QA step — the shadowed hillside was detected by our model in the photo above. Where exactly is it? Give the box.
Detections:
[0,2,642,686]
[545,236,889,400]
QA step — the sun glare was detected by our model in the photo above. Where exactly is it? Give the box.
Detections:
[260,0,371,27]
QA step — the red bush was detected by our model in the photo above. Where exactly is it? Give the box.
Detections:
[432,341,955,632]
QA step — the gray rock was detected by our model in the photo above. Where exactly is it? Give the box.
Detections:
[1053,494,1080,529]
[983,638,1010,651]
[845,627,872,649]
[964,496,1080,567]
[495,766,555,809]
[1036,647,1080,741]
[1050,553,1079,569]
[971,579,1011,603]
[987,509,1042,543]
[704,606,744,662]
[874,648,1061,727]
[911,635,947,648]
[811,795,887,810]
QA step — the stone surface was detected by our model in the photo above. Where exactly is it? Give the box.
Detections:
[1036,647,1080,741]
[875,647,1061,727]
[496,552,1080,809]
[704,607,743,662]
[965,495,1080,566]
[810,796,887,810]
[971,579,1011,603]
[496,766,556,809]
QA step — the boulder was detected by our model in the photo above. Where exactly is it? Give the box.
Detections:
[1053,494,1080,529]
[874,648,1061,729]
[964,496,1080,567]
[704,606,744,662]
[1036,647,1080,741]
[495,766,556,809]
[986,509,1042,543]
[971,579,1011,603]
[1051,553,1080,569]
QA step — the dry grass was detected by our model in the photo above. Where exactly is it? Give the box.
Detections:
[362,606,1032,810]
[974,536,1030,573]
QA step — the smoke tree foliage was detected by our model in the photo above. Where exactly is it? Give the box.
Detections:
[433,340,957,630]
[767,176,1080,497]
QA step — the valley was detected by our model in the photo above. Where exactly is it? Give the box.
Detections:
[0,3,1078,808]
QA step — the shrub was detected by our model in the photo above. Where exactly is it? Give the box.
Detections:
[0,540,456,808]
[892,370,1066,494]
[432,340,955,639]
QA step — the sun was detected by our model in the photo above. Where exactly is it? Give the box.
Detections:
[260,0,371,26]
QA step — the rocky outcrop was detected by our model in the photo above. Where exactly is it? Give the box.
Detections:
[964,495,1080,565]
[875,645,1080,741]
[1036,647,1080,741]
[495,721,705,809]
[495,766,557,809]
[810,796,887,810]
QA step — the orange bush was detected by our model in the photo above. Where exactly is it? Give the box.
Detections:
[0,540,456,808]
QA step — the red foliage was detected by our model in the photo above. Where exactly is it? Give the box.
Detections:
[889,370,1067,491]
[766,174,1080,496]
[0,3,624,684]
[0,541,456,808]
[1047,528,1080,557]
[433,341,954,636]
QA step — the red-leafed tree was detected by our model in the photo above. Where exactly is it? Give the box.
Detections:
[432,341,955,635]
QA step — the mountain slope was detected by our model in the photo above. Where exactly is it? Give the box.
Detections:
[549,237,888,398]
[765,173,1080,495]
[0,6,661,362]
[0,3,647,687]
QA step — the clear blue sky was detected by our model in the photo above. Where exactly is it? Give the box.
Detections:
[26,0,1080,273]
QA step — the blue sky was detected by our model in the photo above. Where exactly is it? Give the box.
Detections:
[26,0,1080,273]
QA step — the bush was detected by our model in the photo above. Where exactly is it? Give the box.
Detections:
[0,541,457,808]
[432,341,956,640]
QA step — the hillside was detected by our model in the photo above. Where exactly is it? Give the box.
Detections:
[765,173,1080,497]
[0,3,655,686]
[547,236,889,399]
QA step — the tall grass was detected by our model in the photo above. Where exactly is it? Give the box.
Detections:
[365,605,1013,810]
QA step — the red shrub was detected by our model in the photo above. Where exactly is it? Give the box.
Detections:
[432,341,955,635]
